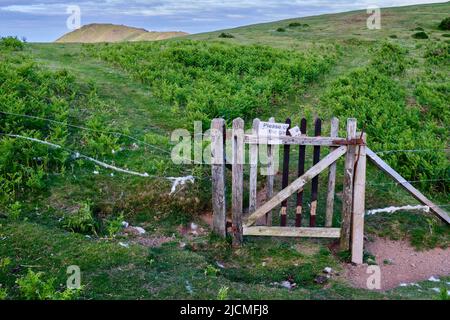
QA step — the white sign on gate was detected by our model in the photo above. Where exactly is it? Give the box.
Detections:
[258,121,289,137]
[289,126,302,137]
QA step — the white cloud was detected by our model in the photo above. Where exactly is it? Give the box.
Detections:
[226,14,247,19]
[0,0,446,18]
[0,4,68,15]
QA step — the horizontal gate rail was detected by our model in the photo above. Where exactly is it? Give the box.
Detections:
[243,226,341,238]
[244,135,349,146]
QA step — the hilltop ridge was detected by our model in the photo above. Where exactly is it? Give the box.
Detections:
[55,23,188,43]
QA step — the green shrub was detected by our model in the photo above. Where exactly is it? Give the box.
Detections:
[0,53,72,206]
[389,34,398,39]
[217,286,229,300]
[413,70,450,124]
[0,46,123,209]
[424,42,450,65]
[276,27,286,32]
[16,269,81,300]
[438,17,450,30]
[0,36,24,50]
[7,201,22,220]
[412,31,429,39]
[442,34,450,37]
[0,287,7,300]
[370,42,407,75]
[62,201,97,235]
[105,213,124,238]
[321,43,448,189]
[0,257,11,271]
[218,32,234,38]
[288,22,302,27]
[204,264,220,276]
[414,27,424,31]
[85,40,336,127]
[438,287,449,300]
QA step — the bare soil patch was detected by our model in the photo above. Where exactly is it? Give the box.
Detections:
[344,236,450,290]
[123,227,174,247]
[134,236,174,247]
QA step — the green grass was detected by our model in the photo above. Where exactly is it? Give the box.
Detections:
[2,221,448,300]
[82,40,337,127]
[0,221,387,299]
[189,2,450,48]
[0,3,449,300]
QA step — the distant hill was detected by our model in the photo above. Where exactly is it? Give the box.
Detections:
[189,1,450,49]
[55,23,188,43]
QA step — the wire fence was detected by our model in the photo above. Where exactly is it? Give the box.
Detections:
[0,111,173,155]
[0,110,217,186]
[0,132,203,195]
[365,203,450,216]
[373,148,450,154]
[1,110,449,195]
[367,178,450,186]
[3,110,449,155]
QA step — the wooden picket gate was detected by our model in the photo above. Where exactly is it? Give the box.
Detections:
[210,117,450,264]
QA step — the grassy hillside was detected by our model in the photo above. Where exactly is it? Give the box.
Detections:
[190,2,450,47]
[0,2,449,300]
[55,23,187,43]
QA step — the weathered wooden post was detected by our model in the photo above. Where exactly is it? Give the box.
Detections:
[325,117,339,227]
[266,117,275,226]
[232,118,244,246]
[310,118,322,227]
[340,118,357,251]
[351,132,366,264]
[249,118,260,215]
[211,118,226,237]
[295,118,307,227]
[280,118,291,226]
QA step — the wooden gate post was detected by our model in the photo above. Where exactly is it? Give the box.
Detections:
[340,118,357,251]
[211,118,226,237]
[232,118,244,246]
[351,132,366,264]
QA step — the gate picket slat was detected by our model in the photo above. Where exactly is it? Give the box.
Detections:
[249,118,260,215]
[280,118,291,226]
[266,117,275,226]
[211,118,227,237]
[310,118,322,227]
[325,117,339,227]
[232,118,245,246]
[296,118,307,227]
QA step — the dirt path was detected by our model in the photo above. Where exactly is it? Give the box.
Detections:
[344,236,450,290]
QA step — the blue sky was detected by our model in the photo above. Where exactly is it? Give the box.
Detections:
[0,0,446,42]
